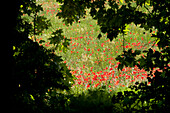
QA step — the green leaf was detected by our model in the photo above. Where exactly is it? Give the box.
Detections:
[13,46,16,50]
[123,24,130,34]
[30,94,35,101]
[20,5,23,8]
[120,0,124,4]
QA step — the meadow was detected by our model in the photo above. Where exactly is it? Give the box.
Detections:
[23,0,159,94]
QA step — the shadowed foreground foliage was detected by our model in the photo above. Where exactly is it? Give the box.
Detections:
[9,0,72,112]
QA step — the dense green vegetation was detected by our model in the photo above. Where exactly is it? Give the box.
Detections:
[9,0,169,112]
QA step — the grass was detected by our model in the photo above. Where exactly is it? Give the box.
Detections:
[23,0,159,94]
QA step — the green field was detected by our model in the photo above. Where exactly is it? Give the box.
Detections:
[23,0,159,94]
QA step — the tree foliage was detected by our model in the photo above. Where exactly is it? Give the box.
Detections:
[9,0,72,112]
[57,0,169,48]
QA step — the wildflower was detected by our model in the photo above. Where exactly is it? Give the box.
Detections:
[115,80,119,85]
[126,75,131,79]
[94,83,99,88]
[78,81,81,85]
[77,75,82,78]
[71,51,74,54]
[45,43,48,47]
[101,43,104,47]
[115,76,119,79]
[84,47,87,51]
[141,77,144,79]
[132,71,137,74]
[88,48,90,51]
[115,65,118,68]
[92,75,97,81]
[84,78,88,82]
[110,67,113,70]
[125,45,128,48]
[147,82,151,85]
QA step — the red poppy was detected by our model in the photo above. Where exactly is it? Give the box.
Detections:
[141,77,144,79]
[92,75,97,81]
[94,83,99,88]
[101,43,104,47]
[84,78,88,82]
[115,80,119,85]
[80,71,83,74]
[77,75,81,78]
[78,81,81,85]
[84,47,87,51]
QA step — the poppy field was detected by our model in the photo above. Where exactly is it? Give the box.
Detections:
[24,0,159,94]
